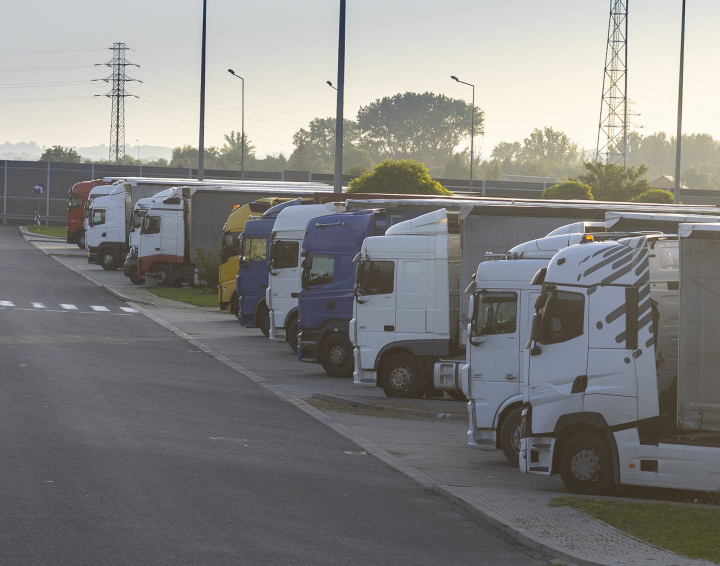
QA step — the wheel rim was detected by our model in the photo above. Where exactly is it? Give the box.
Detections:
[388,365,413,391]
[570,447,601,482]
[102,254,113,266]
[511,423,522,455]
[328,345,346,366]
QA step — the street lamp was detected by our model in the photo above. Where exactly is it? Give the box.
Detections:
[228,68,245,180]
[327,81,337,90]
[136,139,140,163]
[451,75,475,191]
[673,0,686,204]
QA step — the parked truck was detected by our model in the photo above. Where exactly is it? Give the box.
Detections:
[267,202,348,351]
[352,200,720,400]
[67,179,107,249]
[463,211,720,466]
[518,220,720,495]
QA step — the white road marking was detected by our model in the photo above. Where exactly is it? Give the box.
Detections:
[31,303,45,309]
[60,304,78,310]
[0,301,14,307]
[90,306,109,312]
[119,307,137,313]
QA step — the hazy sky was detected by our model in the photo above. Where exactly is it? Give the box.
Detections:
[1,1,717,160]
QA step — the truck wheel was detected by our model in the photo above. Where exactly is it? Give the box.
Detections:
[320,333,354,378]
[129,267,143,285]
[77,232,86,250]
[381,353,425,399]
[100,249,118,271]
[499,407,523,466]
[257,304,270,337]
[230,294,239,316]
[287,318,299,354]
[559,431,615,496]
[152,264,172,288]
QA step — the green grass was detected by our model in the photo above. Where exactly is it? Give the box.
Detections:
[549,497,720,563]
[26,225,66,238]
[146,287,218,308]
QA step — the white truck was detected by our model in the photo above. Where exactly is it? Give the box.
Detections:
[267,202,347,351]
[464,211,720,466]
[352,201,720,401]
[519,220,720,495]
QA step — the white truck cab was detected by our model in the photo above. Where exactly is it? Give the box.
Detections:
[267,202,346,352]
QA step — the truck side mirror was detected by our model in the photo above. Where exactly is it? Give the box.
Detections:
[240,259,249,269]
[470,335,487,346]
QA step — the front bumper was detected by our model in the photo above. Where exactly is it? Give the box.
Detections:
[87,247,98,264]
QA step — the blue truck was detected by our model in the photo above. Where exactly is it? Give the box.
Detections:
[237,198,312,335]
[297,204,437,377]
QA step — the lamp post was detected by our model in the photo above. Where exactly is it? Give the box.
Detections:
[136,139,140,163]
[451,75,475,191]
[198,0,207,181]
[673,0,686,204]
[228,69,245,180]
[333,0,346,194]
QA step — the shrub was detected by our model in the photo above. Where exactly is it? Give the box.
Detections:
[629,189,674,204]
[542,180,594,200]
[347,158,452,195]
[194,248,220,288]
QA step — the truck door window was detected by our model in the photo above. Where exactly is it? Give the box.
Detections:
[306,254,334,287]
[131,210,147,230]
[220,231,241,264]
[68,193,83,210]
[141,215,161,235]
[539,290,584,344]
[474,293,517,335]
[89,209,106,227]
[358,261,394,295]
[242,237,267,262]
[273,240,299,269]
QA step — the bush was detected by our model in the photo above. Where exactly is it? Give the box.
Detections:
[629,189,674,204]
[542,180,594,200]
[347,159,452,195]
[194,248,220,288]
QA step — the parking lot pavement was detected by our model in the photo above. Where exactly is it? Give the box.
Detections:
[28,231,714,566]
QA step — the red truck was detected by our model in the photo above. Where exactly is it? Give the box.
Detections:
[66,179,105,249]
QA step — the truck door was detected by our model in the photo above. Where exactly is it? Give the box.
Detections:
[526,287,589,433]
[300,253,336,328]
[354,259,396,367]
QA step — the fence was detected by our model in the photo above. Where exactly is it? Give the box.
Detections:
[4,159,718,226]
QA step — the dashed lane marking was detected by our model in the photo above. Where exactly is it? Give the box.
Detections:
[90,306,110,312]
[0,301,14,307]
[31,302,45,309]
[59,304,78,310]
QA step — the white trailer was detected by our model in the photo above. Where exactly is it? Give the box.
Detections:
[519,220,720,494]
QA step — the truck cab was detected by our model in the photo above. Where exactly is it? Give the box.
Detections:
[67,179,104,249]
[86,182,131,271]
[267,202,346,352]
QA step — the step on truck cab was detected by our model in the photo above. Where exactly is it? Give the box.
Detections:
[519,216,720,495]
[67,179,105,249]
[267,202,347,352]
[237,199,314,335]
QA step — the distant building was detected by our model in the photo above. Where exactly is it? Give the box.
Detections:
[501,174,558,186]
[650,175,689,190]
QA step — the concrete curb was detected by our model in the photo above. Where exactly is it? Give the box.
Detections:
[311,393,466,422]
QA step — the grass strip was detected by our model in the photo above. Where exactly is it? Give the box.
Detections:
[146,287,218,308]
[26,225,66,238]
[549,497,720,563]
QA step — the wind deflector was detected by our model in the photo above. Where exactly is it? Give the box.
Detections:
[531,268,547,286]
[263,198,303,218]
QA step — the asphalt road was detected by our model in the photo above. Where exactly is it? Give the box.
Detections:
[0,226,547,566]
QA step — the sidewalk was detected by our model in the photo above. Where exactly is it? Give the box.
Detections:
[25,228,715,566]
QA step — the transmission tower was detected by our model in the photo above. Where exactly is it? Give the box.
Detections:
[96,43,139,163]
[596,0,628,166]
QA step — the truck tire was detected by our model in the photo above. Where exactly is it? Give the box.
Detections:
[100,249,118,271]
[129,267,142,285]
[151,264,172,288]
[559,431,616,496]
[287,317,299,354]
[257,304,270,337]
[499,407,523,466]
[319,333,354,378]
[77,231,86,250]
[381,353,425,399]
[230,294,239,316]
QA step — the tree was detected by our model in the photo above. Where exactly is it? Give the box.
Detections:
[170,145,220,168]
[356,92,484,169]
[491,141,521,162]
[39,145,82,163]
[346,159,452,195]
[577,161,650,202]
[542,180,593,200]
[289,117,362,174]
[218,131,257,170]
[629,188,673,204]
[519,127,581,169]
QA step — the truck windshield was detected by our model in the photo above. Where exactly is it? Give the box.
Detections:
[473,293,517,336]
[242,237,267,262]
[89,209,106,227]
[538,290,584,344]
[271,240,299,269]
